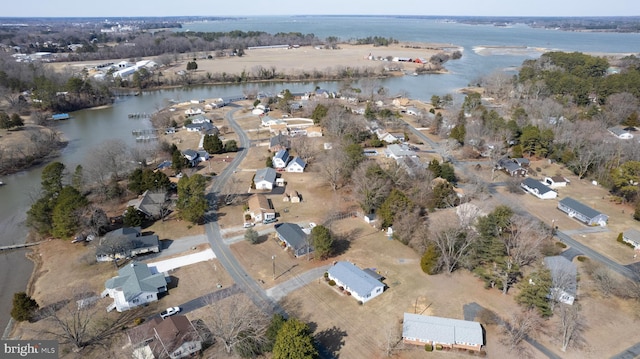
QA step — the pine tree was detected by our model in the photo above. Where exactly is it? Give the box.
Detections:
[272,317,318,359]
[516,268,553,317]
[11,292,38,322]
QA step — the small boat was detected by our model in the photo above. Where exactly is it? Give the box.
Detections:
[0,181,4,186]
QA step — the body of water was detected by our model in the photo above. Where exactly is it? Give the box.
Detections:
[1,16,638,332]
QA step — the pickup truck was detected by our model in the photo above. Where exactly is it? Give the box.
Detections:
[160,306,180,319]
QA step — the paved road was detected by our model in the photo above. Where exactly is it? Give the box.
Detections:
[611,342,640,359]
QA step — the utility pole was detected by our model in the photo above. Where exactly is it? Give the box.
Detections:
[272,255,276,280]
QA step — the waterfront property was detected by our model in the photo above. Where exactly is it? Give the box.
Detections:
[326,261,385,304]
[402,313,484,351]
[557,197,608,226]
[102,262,169,312]
[96,227,160,262]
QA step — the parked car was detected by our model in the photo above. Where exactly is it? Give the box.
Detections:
[263,217,277,224]
[243,222,255,228]
[160,306,181,319]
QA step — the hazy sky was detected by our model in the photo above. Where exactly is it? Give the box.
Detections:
[3,0,639,17]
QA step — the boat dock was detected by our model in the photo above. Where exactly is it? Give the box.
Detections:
[132,129,159,135]
[0,241,45,251]
[128,113,152,119]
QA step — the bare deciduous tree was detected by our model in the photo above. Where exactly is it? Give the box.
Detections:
[557,303,585,352]
[379,320,404,357]
[351,162,391,214]
[429,222,476,274]
[290,136,318,163]
[204,295,270,356]
[500,309,542,358]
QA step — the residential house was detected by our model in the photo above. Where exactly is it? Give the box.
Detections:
[261,115,282,127]
[375,129,401,144]
[273,149,290,169]
[254,167,277,190]
[384,144,418,160]
[306,126,323,137]
[495,158,528,177]
[197,150,210,162]
[269,133,290,153]
[286,157,306,173]
[521,178,557,200]
[269,123,289,135]
[402,313,484,351]
[275,223,312,257]
[392,97,410,108]
[183,149,200,167]
[247,194,276,222]
[558,197,608,226]
[96,227,160,262]
[127,190,168,219]
[326,261,385,304]
[608,126,635,139]
[543,176,569,189]
[189,114,209,124]
[102,262,168,312]
[184,122,217,133]
[622,228,640,249]
[128,315,202,359]
[544,256,577,305]
[184,108,203,116]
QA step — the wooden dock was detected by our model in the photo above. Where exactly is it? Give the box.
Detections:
[128,113,152,119]
[0,241,45,251]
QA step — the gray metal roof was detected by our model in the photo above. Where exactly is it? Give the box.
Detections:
[522,178,554,195]
[105,262,167,302]
[623,228,640,243]
[255,167,277,184]
[544,256,577,295]
[274,149,289,160]
[327,262,384,298]
[275,223,307,250]
[559,197,602,219]
[402,313,483,346]
[287,157,306,168]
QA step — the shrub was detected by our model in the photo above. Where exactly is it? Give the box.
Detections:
[617,232,624,243]
[345,291,351,296]
[425,343,433,352]
[328,280,336,286]
[323,272,329,278]
[358,301,363,305]
[11,292,38,322]
[435,344,443,351]
[555,241,567,248]
[577,256,588,262]
[339,286,344,291]
[133,317,145,326]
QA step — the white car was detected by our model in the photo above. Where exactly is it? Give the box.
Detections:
[160,306,180,319]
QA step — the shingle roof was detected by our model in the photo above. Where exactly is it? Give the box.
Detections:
[402,313,483,346]
[105,262,167,302]
[255,167,277,184]
[623,228,640,244]
[274,149,289,160]
[287,157,306,169]
[270,133,290,148]
[543,256,577,296]
[559,197,602,219]
[522,178,554,195]
[328,262,384,298]
[275,223,307,250]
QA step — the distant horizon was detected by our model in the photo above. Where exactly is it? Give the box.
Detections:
[1,14,639,20]
[3,0,639,18]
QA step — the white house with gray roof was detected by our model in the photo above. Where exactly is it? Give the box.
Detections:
[102,262,168,312]
[521,178,557,199]
[327,261,385,304]
[623,228,640,249]
[544,256,577,305]
[285,157,307,173]
[402,313,483,351]
[608,126,635,139]
[384,144,418,160]
[254,167,277,190]
[558,197,608,226]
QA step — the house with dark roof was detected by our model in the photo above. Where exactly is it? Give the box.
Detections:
[496,158,528,177]
[182,149,200,167]
[544,256,577,305]
[275,223,312,257]
[96,227,160,262]
[254,167,277,190]
[521,178,557,199]
[623,228,640,249]
[285,157,307,173]
[269,132,290,153]
[101,262,168,312]
[402,313,484,351]
[272,149,290,169]
[558,197,608,226]
[127,190,168,219]
[327,261,385,304]
[128,315,202,359]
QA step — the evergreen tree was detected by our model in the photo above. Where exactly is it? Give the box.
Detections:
[123,205,145,227]
[244,228,259,244]
[516,268,553,317]
[11,292,38,322]
[224,139,238,152]
[310,225,333,259]
[272,317,318,359]
[10,113,24,128]
[265,314,287,352]
[41,161,65,195]
[176,174,208,224]
[51,186,88,239]
[634,201,640,221]
[450,123,466,145]
[72,165,84,192]
[203,133,224,154]
[420,242,440,275]
[428,159,441,178]
[378,189,413,228]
